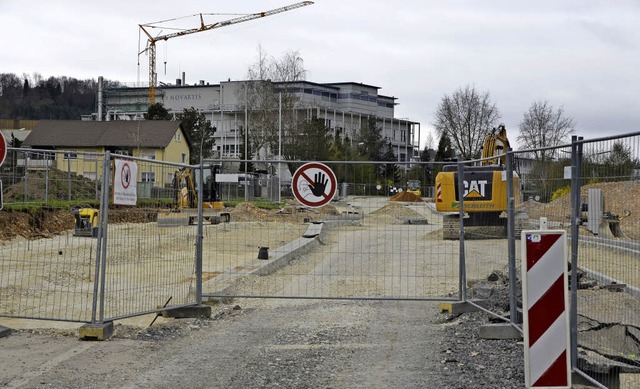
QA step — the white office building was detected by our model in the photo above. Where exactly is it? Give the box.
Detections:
[96,79,420,164]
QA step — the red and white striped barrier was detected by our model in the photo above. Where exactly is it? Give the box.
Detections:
[436,182,442,202]
[521,230,571,388]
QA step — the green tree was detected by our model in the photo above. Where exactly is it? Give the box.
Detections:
[408,145,433,187]
[597,142,638,181]
[177,107,215,164]
[356,117,385,161]
[433,133,456,175]
[284,117,332,163]
[379,142,401,187]
[144,103,171,120]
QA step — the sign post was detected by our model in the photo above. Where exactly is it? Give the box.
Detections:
[521,230,571,388]
[291,162,337,208]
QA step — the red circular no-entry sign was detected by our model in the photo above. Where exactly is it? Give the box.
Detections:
[0,132,6,167]
[292,162,337,208]
[120,163,132,189]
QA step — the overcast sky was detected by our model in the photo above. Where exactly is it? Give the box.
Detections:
[2,0,639,149]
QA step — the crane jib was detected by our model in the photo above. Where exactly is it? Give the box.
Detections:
[138,1,315,106]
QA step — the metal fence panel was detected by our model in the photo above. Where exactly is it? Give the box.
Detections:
[0,148,101,204]
[0,148,99,322]
[572,135,640,388]
[203,160,461,301]
[3,133,637,388]
[100,154,199,321]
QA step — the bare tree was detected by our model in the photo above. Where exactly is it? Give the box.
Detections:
[433,85,501,160]
[239,46,308,161]
[517,100,575,161]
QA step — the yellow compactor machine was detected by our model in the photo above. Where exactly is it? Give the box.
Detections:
[73,208,100,237]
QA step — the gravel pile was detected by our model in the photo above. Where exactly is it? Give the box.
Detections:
[433,280,525,389]
[370,202,424,218]
[436,311,524,388]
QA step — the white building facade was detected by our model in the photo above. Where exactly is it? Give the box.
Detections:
[98,80,420,163]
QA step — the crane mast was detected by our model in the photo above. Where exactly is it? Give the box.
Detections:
[139,1,314,106]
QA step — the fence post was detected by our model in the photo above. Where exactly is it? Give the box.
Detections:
[91,151,111,324]
[457,162,467,301]
[45,152,49,203]
[67,153,72,202]
[569,136,583,370]
[506,149,519,324]
[23,150,28,202]
[95,158,99,200]
[195,161,204,305]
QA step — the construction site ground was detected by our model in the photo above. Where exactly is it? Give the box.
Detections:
[0,191,639,387]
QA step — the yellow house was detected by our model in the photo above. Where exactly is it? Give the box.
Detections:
[22,120,190,187]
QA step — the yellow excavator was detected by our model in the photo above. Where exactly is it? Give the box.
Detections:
[158,164,231,226]
[435,124,521,239]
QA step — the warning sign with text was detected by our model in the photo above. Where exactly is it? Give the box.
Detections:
[113,159,138,206]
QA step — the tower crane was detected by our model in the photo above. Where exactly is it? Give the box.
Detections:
[138,1,313,106]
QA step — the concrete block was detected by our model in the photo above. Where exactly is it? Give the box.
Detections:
[439,300,487,315]
[162,304,211,319]
[303,222,324,238]
[79,322,114,341]
[0,325,12,338]
[479,323,522,340]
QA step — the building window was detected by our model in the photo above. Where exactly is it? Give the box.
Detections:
[64,151,78,160]
[181,153,187,163]
[141,172,155,183]
[175,132,181,141]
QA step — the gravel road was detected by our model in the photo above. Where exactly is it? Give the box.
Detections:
[1,296,526,389]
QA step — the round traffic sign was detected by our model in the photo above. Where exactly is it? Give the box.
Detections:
[292,162,337,208]
[120,162,132,189]
[0,131,6,167]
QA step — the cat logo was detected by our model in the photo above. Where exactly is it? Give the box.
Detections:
[463,180,488,199]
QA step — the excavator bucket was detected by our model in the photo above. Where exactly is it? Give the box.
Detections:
[157,212,192,227]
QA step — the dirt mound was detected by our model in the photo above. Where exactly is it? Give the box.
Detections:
[370,203,423,218]
[228,202,271,222]
[229,202,339,223]
[389,191,423,202]
[521,180,640,239]
[0,209,74,240]
[4,168,97,202]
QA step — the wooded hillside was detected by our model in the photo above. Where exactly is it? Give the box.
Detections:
[0,73,108,120]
